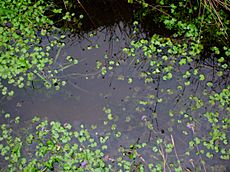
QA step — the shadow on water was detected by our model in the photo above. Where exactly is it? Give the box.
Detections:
[0,1,229,171]
[49,0,134,33]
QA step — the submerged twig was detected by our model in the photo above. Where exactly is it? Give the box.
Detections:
[68,81,89,93]
[77,0,97,28]
[54,46,63,64]
[59,70,101,78]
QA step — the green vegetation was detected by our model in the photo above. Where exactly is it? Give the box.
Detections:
[0,0,229,171]
[131,0,229,44]
[0,116,109,171]
[0,0,56,96]
[0,0,80,96]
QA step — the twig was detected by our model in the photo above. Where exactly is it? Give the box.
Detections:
[77,0,97,28]
[171,134,183,171]
[159,145,167,172]
[54,46,63,64]
[68,81,89,93]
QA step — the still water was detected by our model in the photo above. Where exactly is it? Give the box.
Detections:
[1,20,229,172]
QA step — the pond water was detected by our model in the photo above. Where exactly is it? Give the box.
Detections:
[0,2,229,171]
[1,23,135,123]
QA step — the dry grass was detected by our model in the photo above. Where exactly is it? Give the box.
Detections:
[200,0,229,35]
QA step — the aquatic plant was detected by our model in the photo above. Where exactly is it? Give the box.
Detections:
[0,0,58,96]
[0,116,110,171]
[0,0,81,96]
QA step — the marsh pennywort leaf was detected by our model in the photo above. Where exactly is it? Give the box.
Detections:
[199,74,205,81]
